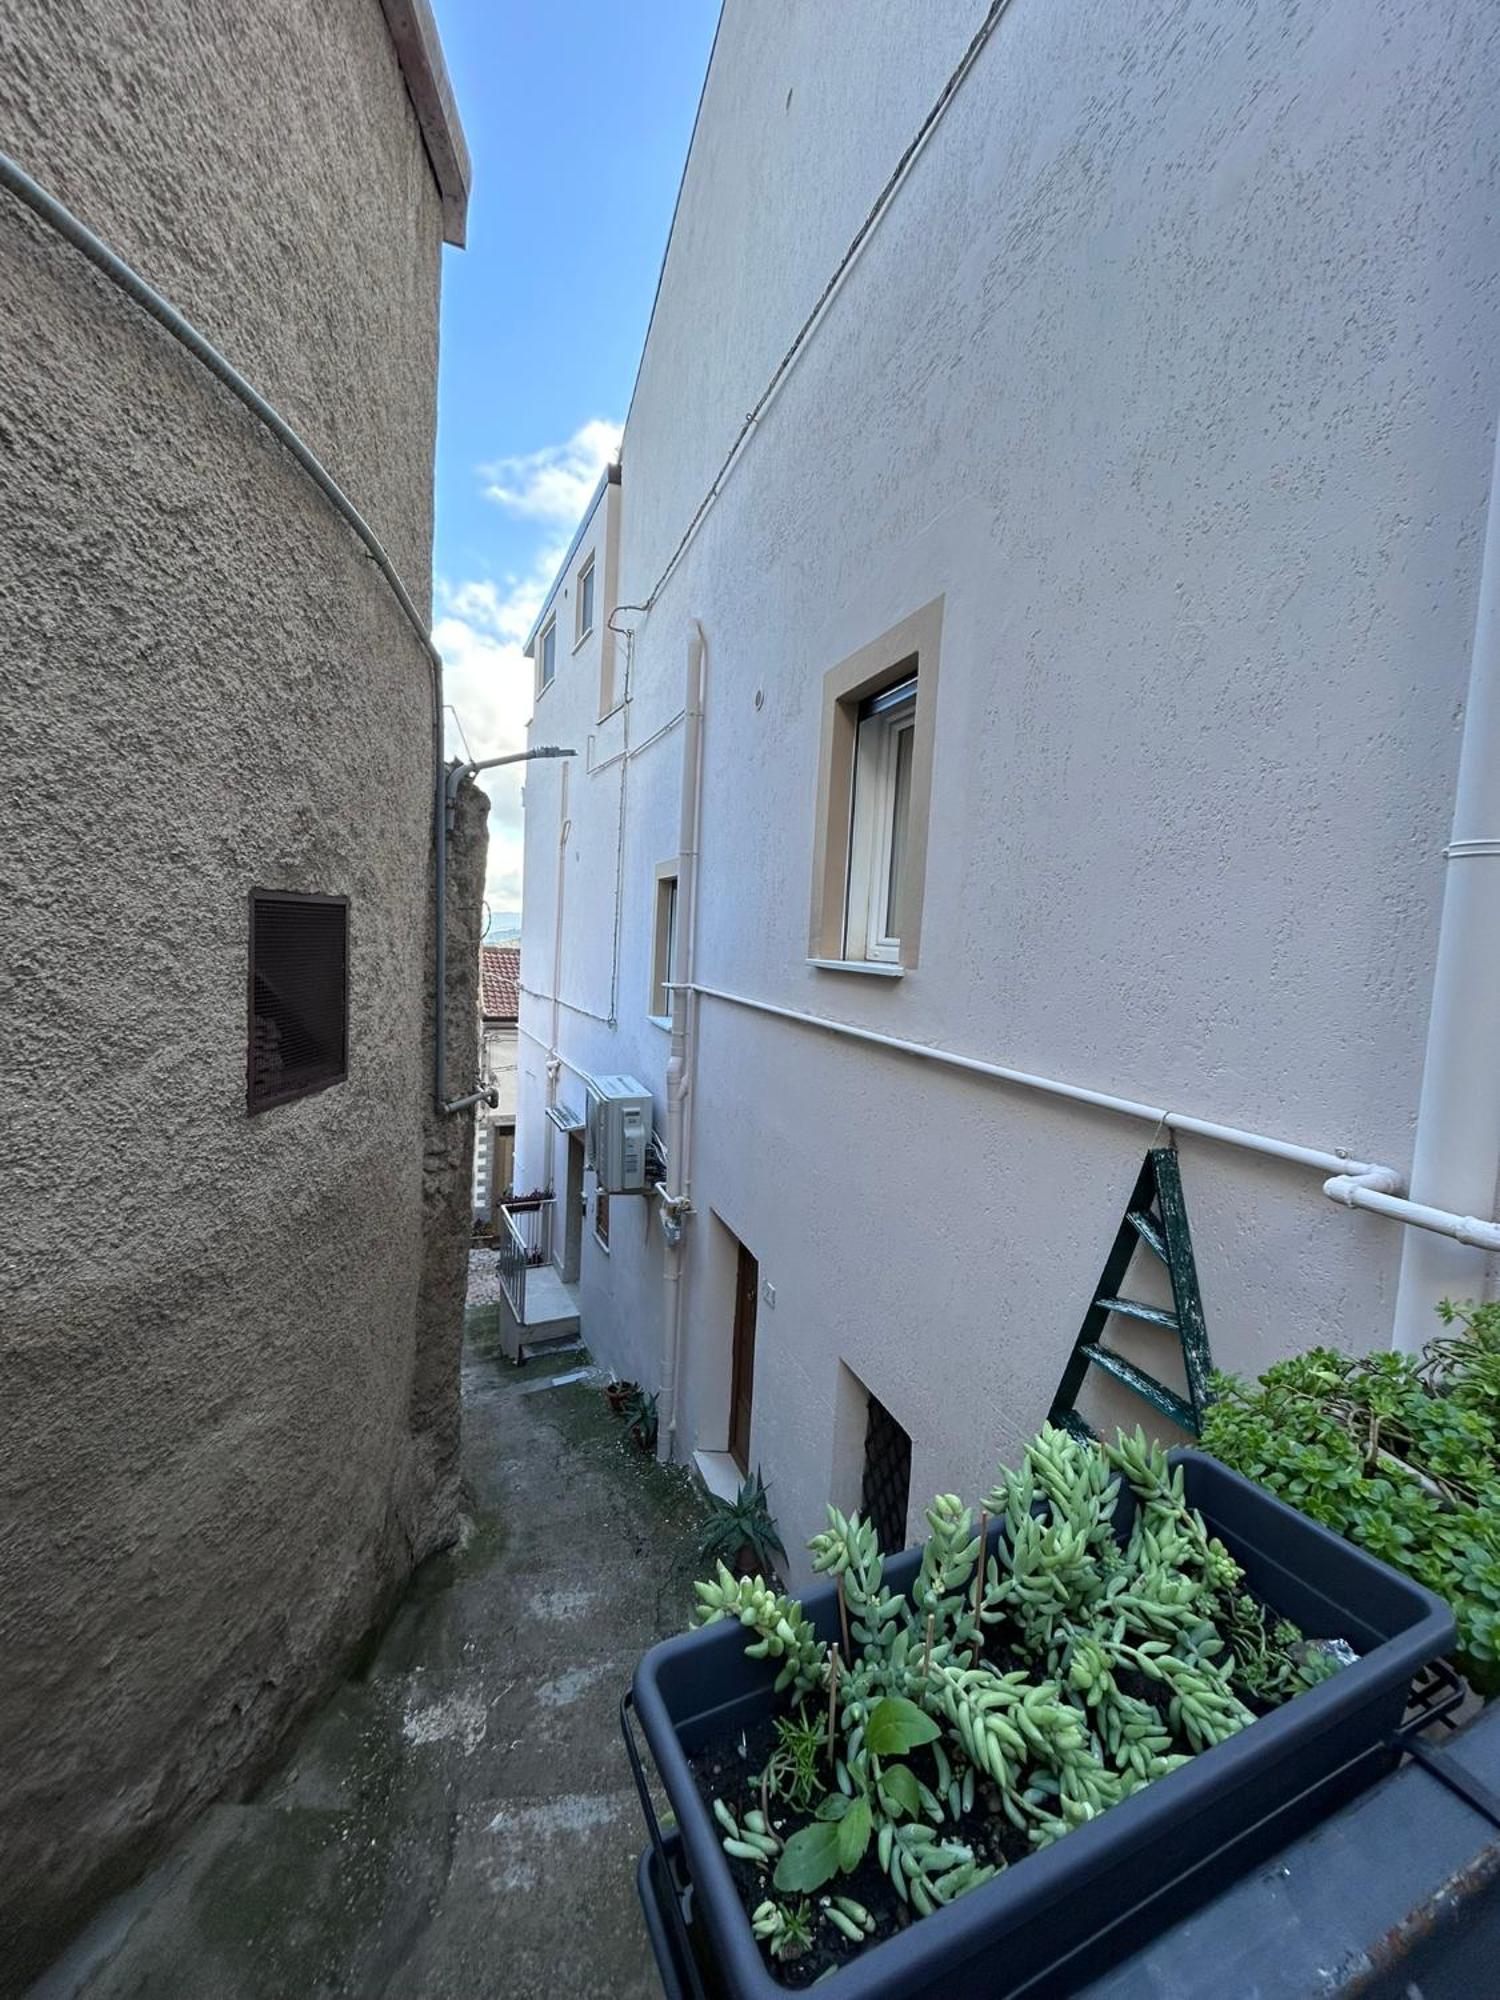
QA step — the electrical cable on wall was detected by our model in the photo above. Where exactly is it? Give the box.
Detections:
[0,148,445,772]
[628,0,1016,621]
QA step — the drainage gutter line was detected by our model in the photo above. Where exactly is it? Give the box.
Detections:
[0,149,444,758]
[687,981,1500,1254]
[0,149,535,1131]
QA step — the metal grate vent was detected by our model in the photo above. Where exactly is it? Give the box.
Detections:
[248,891,349,1112]
[860,1392,912,1554]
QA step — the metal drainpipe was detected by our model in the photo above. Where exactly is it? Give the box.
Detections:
[0,153,586,1141]
[1391,410,1500,1347]
[659,620,706,1459]
[0,150,445,771]
[436,749,574,1116]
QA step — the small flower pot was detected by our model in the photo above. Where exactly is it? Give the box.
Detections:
[626,1452,1455,1999]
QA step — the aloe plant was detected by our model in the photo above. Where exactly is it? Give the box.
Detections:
[698,1466,787,1577]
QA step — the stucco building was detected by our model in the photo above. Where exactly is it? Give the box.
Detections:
[514,0,1500,1581]
[0,0,482,1977]
[475,943,521,1215]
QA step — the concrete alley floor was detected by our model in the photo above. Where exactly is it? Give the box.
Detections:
[43,1309,708,2000]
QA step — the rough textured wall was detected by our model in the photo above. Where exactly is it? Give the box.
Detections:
[0,0,470,1979]
[413,777,489,1538]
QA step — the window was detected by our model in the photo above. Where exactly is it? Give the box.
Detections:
[650,867,679,1020]
[247,891,348,1112]
[594,1182,610,1249]
[576,555,595,642]
[538,617,557,694]
[845,677,915,963]
[860,1391,912,1553]
[809,600,941,971]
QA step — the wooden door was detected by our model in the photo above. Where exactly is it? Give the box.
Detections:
[729,1241,758,1472]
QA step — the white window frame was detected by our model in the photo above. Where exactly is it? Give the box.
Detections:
[649,867,679,1022]
[843,679,916,964]
[575,555,595,645]
[538,617,557,695]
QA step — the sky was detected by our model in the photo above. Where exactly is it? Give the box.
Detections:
[427,1,719,936]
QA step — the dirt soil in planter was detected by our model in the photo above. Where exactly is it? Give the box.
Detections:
[688,1713,1034,1989]
[687,1584,1315,1987]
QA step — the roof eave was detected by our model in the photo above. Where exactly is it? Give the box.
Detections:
[378,0,472,248]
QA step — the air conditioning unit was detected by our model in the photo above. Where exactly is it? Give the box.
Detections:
[586,1075,653,1193]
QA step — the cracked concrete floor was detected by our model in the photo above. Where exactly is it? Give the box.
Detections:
[41,1312,708,2000]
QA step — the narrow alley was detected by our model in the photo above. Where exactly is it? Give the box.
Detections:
[40,1307,708,2000]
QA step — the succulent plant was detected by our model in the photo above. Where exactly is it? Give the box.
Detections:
[699,1466,788,1577]
[700,1419,1333,1975]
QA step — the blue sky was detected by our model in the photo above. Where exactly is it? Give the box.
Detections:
[428,0,719,929]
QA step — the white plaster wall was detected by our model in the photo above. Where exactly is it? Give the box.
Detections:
[521,0,1500,1573]
[481,1022,518,1120]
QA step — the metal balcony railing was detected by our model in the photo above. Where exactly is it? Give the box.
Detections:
[497,1193,553,1325]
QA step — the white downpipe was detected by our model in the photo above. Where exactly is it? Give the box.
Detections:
[659,620,707,1458]
[545,760,571,1120]
[1391,412,1500,1347]
[687,982,1500,1255]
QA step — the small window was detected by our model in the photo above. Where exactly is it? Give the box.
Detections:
[650,869,678,1019]
[576,556,595,642]
[248,891,348,1112]
[809,600,941,972]
[539,618,557,694]
[594,1183,610,1249]
[860,1391,912,1553]
[844,677,916,963]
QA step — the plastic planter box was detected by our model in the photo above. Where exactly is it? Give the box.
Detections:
[628,1451,1456,1999]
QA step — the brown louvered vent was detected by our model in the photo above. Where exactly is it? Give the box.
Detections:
[248,891,349,1112]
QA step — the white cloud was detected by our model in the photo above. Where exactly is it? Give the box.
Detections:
[442,416,622,930]
[479,418,621,525]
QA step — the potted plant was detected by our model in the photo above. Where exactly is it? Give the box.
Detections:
[627,1424,1453,1997]
[604,1375,638,1417]
[699,1468,788,1579]
[1200,1299,1500,1697]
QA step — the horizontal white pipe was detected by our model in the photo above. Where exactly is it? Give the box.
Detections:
[687,981,1500,1252]
[588,709,685,776]
[1331,1179,1500,1252]
[517,1022,594,1085]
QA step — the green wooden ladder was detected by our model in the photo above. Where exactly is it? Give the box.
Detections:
[1049,1147,1213,1441]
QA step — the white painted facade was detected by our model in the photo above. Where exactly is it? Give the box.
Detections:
[473,1020,518,1214]
[516,0,1500,1580]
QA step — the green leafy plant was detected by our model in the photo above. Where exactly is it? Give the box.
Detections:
[1201,1301,1500,1695]
[694,1565,826,1698]
[751,1897,815,1962]
[620,1384,658,1454]
[763,1707,826,1811]
[698,1466,788,1577]
[700,1422,1334,1976]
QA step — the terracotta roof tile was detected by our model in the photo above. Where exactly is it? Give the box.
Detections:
[480,944,520,1021]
